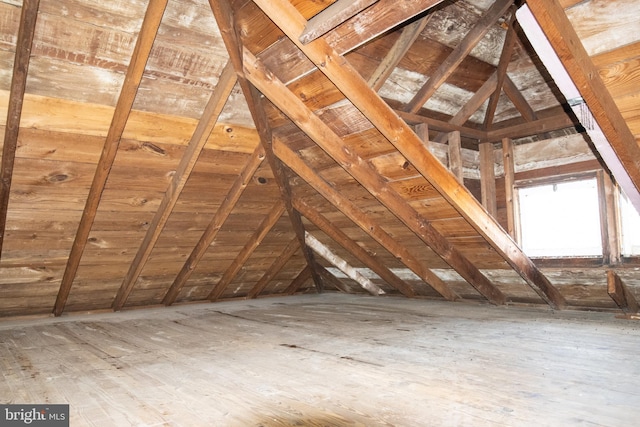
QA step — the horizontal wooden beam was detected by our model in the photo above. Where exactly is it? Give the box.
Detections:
[486,112,576,142]
[394,109,487,140]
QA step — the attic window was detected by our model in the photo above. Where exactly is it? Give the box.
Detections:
[517,178,602,257]
[620,190,640,256]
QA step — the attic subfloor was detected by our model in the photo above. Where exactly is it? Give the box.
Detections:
[1,294,639,426]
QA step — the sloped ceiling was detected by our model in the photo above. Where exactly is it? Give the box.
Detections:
[0,0,639,318]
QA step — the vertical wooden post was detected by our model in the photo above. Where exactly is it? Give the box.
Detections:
[448,131,463,183]
[479,142,497,217]
[598,170,621,265]
[502,137,517,239]
[414,123,430,151]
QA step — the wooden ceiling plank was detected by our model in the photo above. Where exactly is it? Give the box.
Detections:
[211,0,325,294]
[284,265,312,295]
[607,270,639,314]
[502,76,537,122]
[300,0,379,45]
[247,235,301,298]
[0,0,40,260]
[294,197,416,297]
[160,145,266,306]
[305,232,384,296]
[368,14,432,92]
[112,61,238,311]
[525,0,640,209]
[403,0,513,114]
[52,0,169,317]
[250,0,565,309]
[484,16,518,129]
[207,200,286,301]
[245,51,504,305]
[273,137,459,301]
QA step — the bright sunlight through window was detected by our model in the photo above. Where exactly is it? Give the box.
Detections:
[518,178,602,257]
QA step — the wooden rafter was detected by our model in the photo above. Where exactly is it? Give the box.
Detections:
[53,0,169,317]
[368,14,432,91]
[524,0,640,210]
[484,14,518,129]
[300,0,379,45]
[294,197,416,297]
[404,0,513,114]
[247,236,301,298]
[207,200,286,301]
[284,265,312,295]
[0,0,40,260]
[502,76,537,122]
[210,0,325,294]
[305,232,384,296]
[112,61,237,311]
[273,138,459,301]
[249,0,565,309]
[607,270,639,314]
[159,145,265,306]
[245,51,505,305]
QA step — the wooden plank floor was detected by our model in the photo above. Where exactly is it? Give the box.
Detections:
[1,294,639,426]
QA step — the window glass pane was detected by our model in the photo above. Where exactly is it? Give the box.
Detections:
[619,191,640,256]
[518,178,602,257]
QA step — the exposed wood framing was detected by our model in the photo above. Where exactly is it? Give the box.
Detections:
[245,52,505,305]
[294,197,416,297]
[404,0,513,114]
[210,0,324,294]
[598,170,621,265]
[503,76,537,123]
[484,16,517,129]
[368,14,432,91]
[53,0,169,317]
[0,0,40,259]
[502,137,517,239]
[396,109,486,140]
[273,138,459,300]
[479,142,498,217]
[305,232,384,296]
[247,236,301,298]
[487,112,574,141]
[112,61,238,311]
[283,265,312,295]
[160,145,266,306]
[300,0,379,45]
[525,0,640,209]
[207,201,286,301]
[249,0,564,308]
[607,270,639,314]
[448,131,463,183]
[316,263,351,293]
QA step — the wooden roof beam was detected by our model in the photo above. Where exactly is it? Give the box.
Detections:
[294,197,416,298]
[0,0,40,260]
[207,200,286,301]
[53,0,168,317]
[404,0,513,114]
[273,137,459,301]
[503,76,537,122]
[607,270,639,314]
[300,0,379,45]
[486,109,576,141]
[245,50,505,305]
[247,236,301,298]
[250,0,564,309]
[394,109,487,140]
[160,145,265,306]
[112,61,237,311]
[368,14,432,92]
[284,265,312,295]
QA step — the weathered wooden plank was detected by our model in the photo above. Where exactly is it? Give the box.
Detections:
[598,170,621,265]
[368,15,431,91]
[502,76,537,122]
[159,145,266,306]
[501,138,516,240]
[300,0,378,45]
[274,138,459,300]
[447,131,463,183]
[607,270,639,314]
[53,0,169,317]
[479,142,497,217]
[486,112,575,142]
[404,0,512,113]
[0,0,40,259]
[247,236,300,298]
[284,265,312,295]
[248,0,563,308]
[111,61,237,311]
[206,201,286,301]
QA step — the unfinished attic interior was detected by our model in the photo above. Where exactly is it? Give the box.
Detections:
[1,0,640,424]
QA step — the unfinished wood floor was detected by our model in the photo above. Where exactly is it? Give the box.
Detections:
[1,294,639,426]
